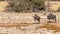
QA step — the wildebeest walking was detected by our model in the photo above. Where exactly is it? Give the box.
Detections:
[47,13,56,23]
[33,14,40,24]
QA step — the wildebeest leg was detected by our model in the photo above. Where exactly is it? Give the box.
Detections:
[55,18,56,23]
[38,19,40,24]
[47,19,50,23]
[34,20,40,24]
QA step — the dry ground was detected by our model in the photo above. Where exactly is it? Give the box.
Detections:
[0,12,59,34]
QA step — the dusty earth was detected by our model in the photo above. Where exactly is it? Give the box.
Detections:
[0,1,60,34]
[0,12,59,34]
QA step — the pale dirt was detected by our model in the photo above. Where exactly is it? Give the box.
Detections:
[0,12,59,34]
[0,1,60,34]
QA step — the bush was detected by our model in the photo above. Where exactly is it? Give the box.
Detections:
[6,0,45,13]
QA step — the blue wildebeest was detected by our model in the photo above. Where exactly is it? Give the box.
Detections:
[47,13,56,23]
[33,14,40,24]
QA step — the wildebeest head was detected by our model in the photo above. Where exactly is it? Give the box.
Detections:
[34,14,40,20]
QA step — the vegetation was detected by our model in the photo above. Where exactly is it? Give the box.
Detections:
[6,0,45,13]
